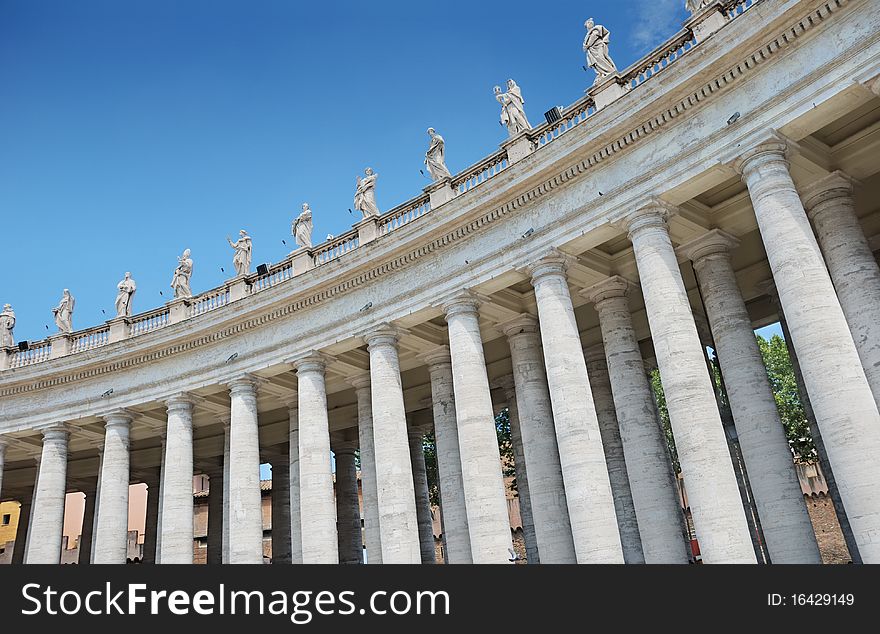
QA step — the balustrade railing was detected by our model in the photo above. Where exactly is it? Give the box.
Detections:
[190,287,230,317]
[71,327,110,353]
[378,194,432,236]
[725,0,760,20]
[9,340,51,368]
[129,307,170,337]
[621,28,698,91]
[250,259,294,293]
[533,97,596,147]
[313,230,360,265]
[451,151,509,196]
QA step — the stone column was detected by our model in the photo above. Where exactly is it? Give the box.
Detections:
[142,471,160,564]
[333,442,363,564]
[364,325,421,564]
[350,375,382,564]
[622,203,754,563]
[271,458,292,564]
[206,468,223,564]
[227,376,264,564]
[408,428,436,564]
[581,277,688,563]
[285,397,303,564]
[25,425,69,564]
[442,293,513,563]
[12,490,33,565]
[801,171,880,408]
[0,439,5,502]
[496,378,540,564]
[293,353,338,563]
[528,255,623,563]
[681,230,820,563]
[78,487,97,564]
[421,348,472,564]
[221,421,230,563]
[158,394,194,564]
[583,344,645,564]
[92,411,132,564]
[736,140,880,562]
[498,316,576,563]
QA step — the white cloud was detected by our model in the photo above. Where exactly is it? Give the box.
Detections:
[629,0,686,53]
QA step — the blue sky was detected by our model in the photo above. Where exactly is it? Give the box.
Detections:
[0,0,698,343]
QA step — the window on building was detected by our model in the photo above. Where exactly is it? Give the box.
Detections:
[1,514,10,526]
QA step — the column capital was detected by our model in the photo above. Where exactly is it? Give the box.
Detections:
[331,440,358,455]
[419,345,452,368]
[165,393,194,413]
[579,275,635,305]
[362,322,406,349]
[102,409,134,429]
[731,131,798,176]
[489,374,516,401]
[346,372,371,391]
[676,229,740,265]
[36,422,69,442]
[227,374,259,397]
[799,170,858,215]
[496,313,539,339]
[582,343,607,365]
[615,198,677,240]
[755,278,779,302]
[289,351,330,375]
[279,390,299,410]
[523,248,577,286]
[439,289,483,319]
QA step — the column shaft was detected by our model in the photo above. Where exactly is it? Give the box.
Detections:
[409,431,436,564]
[25,425,69,564]
[504,394,539,564]
[207,470,223,564]
[158,395,194,564]
[227,377,264,564]
[93,412,132,564]
[142,474,160,564]
[272,459,292,563]
[12,493,32,565]
[351,377,382,564]
[287,402,303,564]
[334,446,363,564]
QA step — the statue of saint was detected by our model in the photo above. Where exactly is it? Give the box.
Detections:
[583,18,617,85]
[292,203,314,250]
[52,289,75,334]
[424,128,452,181]
[495,79,532,137]
[171,249,194,299]
[227,230,253,276]
[354,168,380,218]
[0,303,15,347]
[685,0,712,14]
[115,272,137,318]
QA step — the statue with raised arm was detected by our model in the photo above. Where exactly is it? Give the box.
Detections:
[292,203,314,249]
[583,18,617,85]
[52,289,75,334]
[354,167,380,218]
[227,230,252,276]
[115,272,137,318]
[0,304,15,347]
[494,79,532,137]
[424,128,452,181]
[171,249,193,299]
[685,0,712,14]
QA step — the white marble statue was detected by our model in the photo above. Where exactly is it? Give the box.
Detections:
[115,272,137,318]
[354,168,380,218]
[583,18,617,85]
[685,0,713,14]
[52,289,75,334]
[424,128,452,181]
[494,79,532,137]
[0,303,15,347]
[227,230,253,276]
[292,203,314,249]
[171,249,193,299]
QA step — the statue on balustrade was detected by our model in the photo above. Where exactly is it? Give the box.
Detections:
[52,289,75,334]
[583,18,617,85]
[424,128,452,181]
[115,272,137,318]
[227,229,253,276]
[685,0,713,14]
[292,203,314,249]
[171,249,193,299]
[494,79,532,137]
[354,168,380,219]
[0,304,15,347]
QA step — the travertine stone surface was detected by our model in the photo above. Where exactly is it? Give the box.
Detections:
[408,429,437,564]
[442,293,513,563]
[584,344,645,564]
[293,354,338,564]
[271,459,291,564]
[737,141,880,563]
[13,493,32,565]
[227,377,264,564]
[364,325,421,564]
[207,468,223,565]
[623,205,755,563]
[286,399,304,565]
[529,257,624,563]
[334,442,363,564]
[142,472,160,564]
[158,395,194,564]
[499,315,575,563]
[350,375,382,564]
[93,411,133,564]
[680,230,821,563]
[79,487,97,564]
[421,348,472,564]
[801,171,880,410]
[25,425,69,564]
[582,277,688,563]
